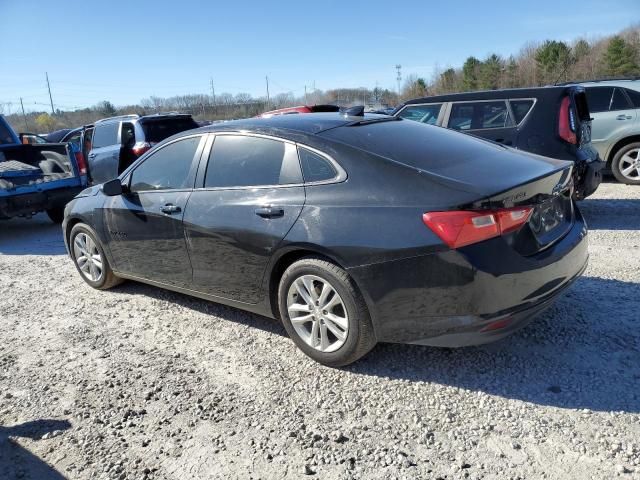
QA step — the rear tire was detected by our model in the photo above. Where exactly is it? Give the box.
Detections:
[69,223,123,290]
[611,142,640,185]
[46,207,65,224]
[278,256,376,367]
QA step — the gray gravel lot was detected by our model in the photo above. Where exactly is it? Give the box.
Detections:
[0,181,639,479]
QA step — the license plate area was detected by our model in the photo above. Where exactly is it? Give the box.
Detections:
[529,194,573,246]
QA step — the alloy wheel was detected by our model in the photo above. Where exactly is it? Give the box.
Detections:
[619,147,640,181]
[73,232,104,282]
[286,274,349,353]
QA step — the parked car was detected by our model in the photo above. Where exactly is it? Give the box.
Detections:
[0,115,88,223]
[258,105,340,117]
[572,79,640,184]
[63,113,588,366]
[81,113,198,184]
[394,86,603,199]
[46,127,83,150]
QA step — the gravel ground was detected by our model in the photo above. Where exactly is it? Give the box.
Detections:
[1,180,639,480]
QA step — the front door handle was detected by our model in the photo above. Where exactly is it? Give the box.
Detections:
[616,114,632,120]
[255,206,284,218]
[161,204,181,214]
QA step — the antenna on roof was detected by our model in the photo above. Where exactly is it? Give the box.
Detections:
[342,105,365,117]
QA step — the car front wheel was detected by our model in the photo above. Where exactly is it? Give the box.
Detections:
[278,256,376,367]
[612,142,640,185]
[69,223,122,290]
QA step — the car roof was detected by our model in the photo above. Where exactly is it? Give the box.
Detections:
[402,85,577,105]
[193,112,385,136]
[573,79,640,90]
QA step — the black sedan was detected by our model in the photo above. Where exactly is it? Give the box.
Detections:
[62,113,588,366]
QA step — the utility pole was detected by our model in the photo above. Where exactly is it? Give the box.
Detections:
[265,76,270,109]
[210,77,216,114]
[45,72,55,114]
[20,98,28,130]
[304,85,308,105]
[395,65,402,98]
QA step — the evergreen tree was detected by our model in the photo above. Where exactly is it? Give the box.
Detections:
[461,57,481,91]
[479,54,503,90]
[535,40,572,83]
[604,36,640,76]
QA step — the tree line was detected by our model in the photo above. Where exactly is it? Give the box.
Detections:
[3,25,639,134]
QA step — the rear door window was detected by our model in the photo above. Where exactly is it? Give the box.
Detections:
[92,122,119,148]
[140,117,198,143]
[448,101,511,130]
[396,104,442,125]
[611,88,632,110]
[623,88,640,108]
[205,135,302,188]
[585,87,614,113]
[509,99,535,124]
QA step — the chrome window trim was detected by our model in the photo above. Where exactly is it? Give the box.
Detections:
[194,131,347,191]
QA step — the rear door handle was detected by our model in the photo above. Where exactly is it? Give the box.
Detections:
[88,153,96,158]
[161,204,181,214]
[255,206,284,218]
[616,114,632,120]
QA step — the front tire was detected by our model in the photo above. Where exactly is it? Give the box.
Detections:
[611,142,640,185]
[278,257,376,367]
[69,223,122,290]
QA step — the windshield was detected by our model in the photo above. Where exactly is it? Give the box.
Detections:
[0,122,17,145]
[140,117,198,143]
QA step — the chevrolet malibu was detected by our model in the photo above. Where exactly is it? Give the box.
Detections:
[62,113,588,366]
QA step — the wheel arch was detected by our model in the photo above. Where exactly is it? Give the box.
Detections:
[606,135,640,167]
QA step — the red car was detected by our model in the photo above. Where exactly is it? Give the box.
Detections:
[258,104,340,117]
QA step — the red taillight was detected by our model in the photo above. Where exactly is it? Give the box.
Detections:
[132,142,151,157]
[558,96,577,145]
[423,207,533,249]
[74,151,87,175]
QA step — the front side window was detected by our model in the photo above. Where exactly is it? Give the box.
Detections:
[92,122,119,148]
[585,87,614,113]
[205,135,301,188]
[129,136,200,192]
[298,147,337,183]
[448,101,511,130]
[397,104,442,125]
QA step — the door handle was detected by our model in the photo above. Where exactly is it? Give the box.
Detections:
[161,204,181,214]
[88,153,96,158]
[255,206,284,218]
[616,114,632,120]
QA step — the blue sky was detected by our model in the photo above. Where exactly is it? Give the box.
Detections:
[0,0,638,112]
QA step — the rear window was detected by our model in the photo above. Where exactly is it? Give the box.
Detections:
[509,100,534,124]
[141,117,198,143]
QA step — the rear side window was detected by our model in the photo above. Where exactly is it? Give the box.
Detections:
[130,136,200,192]
[396,104,442,125]
[448,101,511,130]
[611,88,632,110]
[585,87,614,113]
[509,100,535,124]
[205,135,301,188]
[92,122,119,148]
[298,147,337,183]
[141,117,198,143]
[624,88,640,108]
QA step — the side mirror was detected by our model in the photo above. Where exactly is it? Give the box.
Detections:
[102,178,124,196]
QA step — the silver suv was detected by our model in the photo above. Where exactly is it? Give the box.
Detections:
[578,79,640,184]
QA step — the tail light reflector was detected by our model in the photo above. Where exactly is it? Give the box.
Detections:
[423,207,533,249]
[558,96,577,144]
[132,142,152,157]
[74,151,87,175]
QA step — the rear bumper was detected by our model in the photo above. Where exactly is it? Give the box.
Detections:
[348,208,589,346]
[0,185,84,219]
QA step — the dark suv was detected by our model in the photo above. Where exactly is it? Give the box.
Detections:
[394,86,603,199]
[82,113,198,184]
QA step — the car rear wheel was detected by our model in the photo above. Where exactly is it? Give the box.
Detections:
[278,257,376,367]
[70,223,122,290]
[612,143,640,185]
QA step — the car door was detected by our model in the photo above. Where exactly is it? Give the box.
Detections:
[104,134,205,286]
[446,100,517,146]
[89,121,121,183]
[184,133,306,304]
[585,86,637,159]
